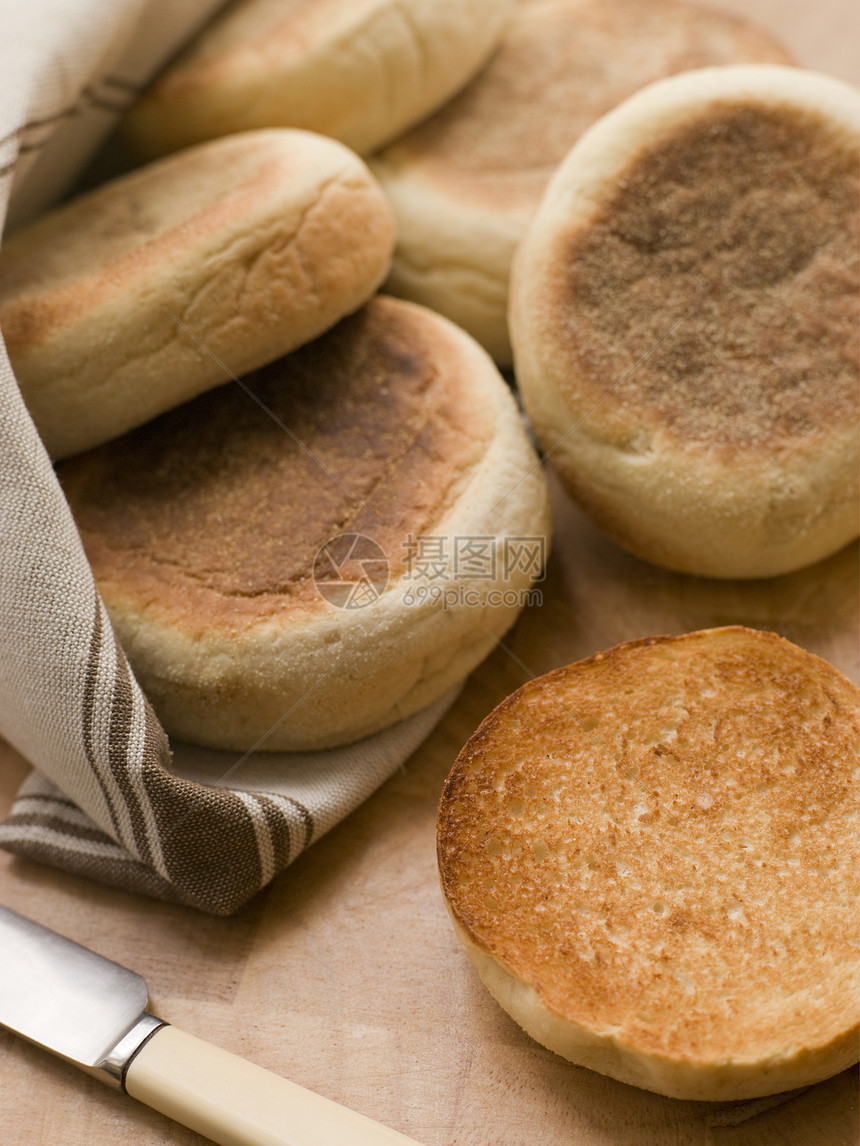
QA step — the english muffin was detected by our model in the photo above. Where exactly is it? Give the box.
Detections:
[437,626,860,1100]
[0,129,396,458]
[59,296,550,752]
[123,0,515,159]
[510,65,860,578]
[370,0,793,364]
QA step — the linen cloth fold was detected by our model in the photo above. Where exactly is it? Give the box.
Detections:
[0,0,457,914]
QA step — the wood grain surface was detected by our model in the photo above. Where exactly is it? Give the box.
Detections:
[1,2,858,1143]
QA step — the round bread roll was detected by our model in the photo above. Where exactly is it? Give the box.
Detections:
[370,0,793,365]
[437,626,860,1101]
[510,65,860,578]
[123,0,515,159]
[0,129,396,459]
[59,296,551,753]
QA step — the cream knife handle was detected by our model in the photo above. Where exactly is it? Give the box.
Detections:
[124,1024,425,1146]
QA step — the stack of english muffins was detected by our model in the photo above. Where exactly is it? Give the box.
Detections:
[1,0,857,1104]
[0,0,551,752]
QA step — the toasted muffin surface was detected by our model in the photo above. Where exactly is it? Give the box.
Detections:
[438,627,860,1098]
[59,298,492,634]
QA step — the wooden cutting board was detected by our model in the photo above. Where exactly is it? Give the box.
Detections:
[0,2,857,1143]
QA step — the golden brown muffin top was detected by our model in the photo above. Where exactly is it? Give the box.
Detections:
[438,627,860,1064]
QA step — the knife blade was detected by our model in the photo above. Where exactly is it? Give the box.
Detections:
[0,905,425,1146]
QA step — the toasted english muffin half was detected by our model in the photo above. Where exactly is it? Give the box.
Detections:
[509,65,860,577]
[59,296,550,752]
[0,129,396,458]
[123,0,515,159]
[437,626,860,1100]
[370,0,793,365]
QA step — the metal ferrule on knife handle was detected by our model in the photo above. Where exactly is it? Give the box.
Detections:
[95,1011,167,1089]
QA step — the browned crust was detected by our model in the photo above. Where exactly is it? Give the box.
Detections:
[0,133,305,349]
[385,0,794,214]
[543,103,859,458]
[438,626,860,1067]
[0,131,394,358]
[59,297,493,634]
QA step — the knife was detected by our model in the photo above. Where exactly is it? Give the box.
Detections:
[0,905,425,1146]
